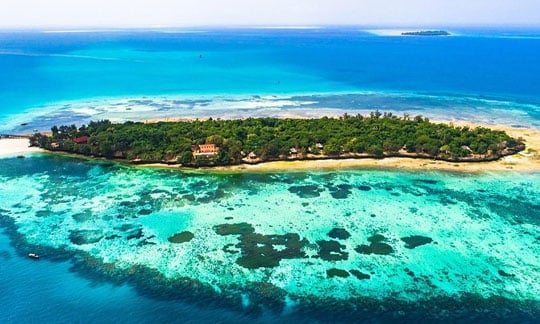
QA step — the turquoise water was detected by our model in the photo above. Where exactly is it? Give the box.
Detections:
[1,28,540,133]
[0,154,538,321]
[1,28,540,322]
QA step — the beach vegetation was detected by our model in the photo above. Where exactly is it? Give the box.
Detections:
[30,113,524,166]
[401,30,451,36]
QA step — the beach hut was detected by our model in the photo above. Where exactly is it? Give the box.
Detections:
[72,136,89,144]
[194,144,219,156]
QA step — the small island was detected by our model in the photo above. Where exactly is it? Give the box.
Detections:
[402,30,450,36]
[30,112,524,167]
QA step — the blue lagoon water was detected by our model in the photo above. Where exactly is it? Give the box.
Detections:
[1,28,540,322]
[1,28,540,132]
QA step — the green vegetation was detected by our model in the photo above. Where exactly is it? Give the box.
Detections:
[30,112,524,166]
[402,30,450,36]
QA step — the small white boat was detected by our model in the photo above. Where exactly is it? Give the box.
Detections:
[28,253,40,259]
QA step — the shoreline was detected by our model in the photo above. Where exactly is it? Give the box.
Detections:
[0,138,45,158]
[140,122,540,173]
[7,91,540,136]
[4,121,539,173]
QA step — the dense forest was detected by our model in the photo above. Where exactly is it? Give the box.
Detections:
[30,112,524,166]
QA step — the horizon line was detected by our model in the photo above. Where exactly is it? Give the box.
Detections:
[1,23,540,32]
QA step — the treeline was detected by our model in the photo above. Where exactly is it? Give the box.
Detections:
[402,30,450,36]
[30,112,524,166]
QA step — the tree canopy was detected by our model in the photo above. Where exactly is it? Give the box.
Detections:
[30,112,523,166]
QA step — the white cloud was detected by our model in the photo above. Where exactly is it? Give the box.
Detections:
[0,0,538,28]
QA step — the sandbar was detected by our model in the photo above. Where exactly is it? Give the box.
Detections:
[0,138,44,158]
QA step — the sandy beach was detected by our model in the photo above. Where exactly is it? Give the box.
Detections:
[4,121,539,173]
[0,138,44,158]
[140,122,540,173]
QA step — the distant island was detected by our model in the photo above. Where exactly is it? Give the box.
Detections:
[402,30,451,36]
[30,112,524,167]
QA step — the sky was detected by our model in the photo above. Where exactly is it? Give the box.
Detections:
[0,0,539,29]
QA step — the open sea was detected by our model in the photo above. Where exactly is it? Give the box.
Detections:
[0,27,539,323]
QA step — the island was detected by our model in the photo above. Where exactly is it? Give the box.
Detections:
[29,112,524,167]
[402,30,450,36]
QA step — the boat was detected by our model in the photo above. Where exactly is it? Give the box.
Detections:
[28,253,40,259]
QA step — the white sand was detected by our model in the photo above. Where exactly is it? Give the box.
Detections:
[0,138,44,158]
[142,124,540,173]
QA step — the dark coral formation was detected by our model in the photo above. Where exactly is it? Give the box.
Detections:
[35,210,52,218]
[137,209,153,215]
[214,222,255,236]
[355,234,393,255]
[413,179,438,185]
[327,268,350,278]
[498,270,516,278]
[404,267,416,277]
[69,229,104,245]
[72,210,93,222]
[126,227,144,240]
[350,269,371,280]
[1,213,539,323]
[317,240,349,261]
[215,223,307,269]
[326,184,353,199]
[288,185,323,198]
[168,231,194,243]
[114,223,144,240]
[222,243,239,254]
[368,234,386,243]
[236,233,308,269]
[327,228,351,240]
[243,282,288,312]
[355,243,393,255]
[358,185,372,191]
[401,235,433,249]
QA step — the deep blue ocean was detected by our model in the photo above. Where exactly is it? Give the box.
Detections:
[1,27,540,132]
[1,28,540,323]
[0,229,291,324]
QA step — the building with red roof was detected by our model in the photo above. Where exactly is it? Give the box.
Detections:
[72,136,89,144]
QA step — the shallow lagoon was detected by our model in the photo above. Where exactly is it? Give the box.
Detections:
[0,154,538,320]
[2,28,540,322]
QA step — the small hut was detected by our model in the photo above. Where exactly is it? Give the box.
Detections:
[290,147,298,156]
[72,136,89,144]
[194,144,219,156]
